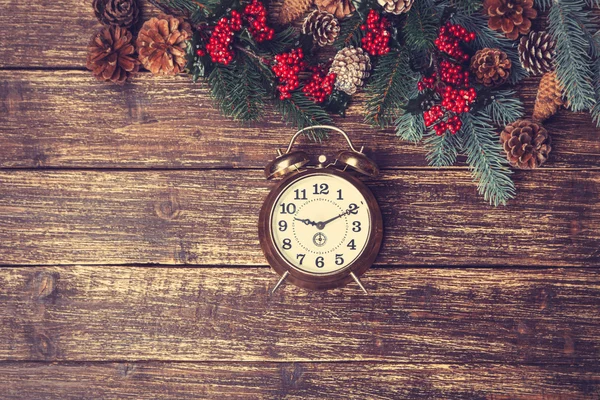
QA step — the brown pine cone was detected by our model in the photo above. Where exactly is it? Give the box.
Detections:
[278,0,313,24]
[315,0,355,19]
[377,0,414,14]
[500,119,551,169]
[93,0,139,28]
[518,31,555,76]
[302,10,340,47]
[329,47,371,95]
[86,26,139,84]
[533,71,564,122]
[470,48,512,87]
[136,14,192,76]
[484,0,537,40]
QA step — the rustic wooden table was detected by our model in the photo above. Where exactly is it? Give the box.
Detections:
[1,1,600,399]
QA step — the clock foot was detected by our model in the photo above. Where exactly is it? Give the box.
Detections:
[271,271,289,294]
[350,272,368,295]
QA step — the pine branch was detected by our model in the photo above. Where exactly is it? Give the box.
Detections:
[424,130,462,167]
[275,91,334,140]
[334,14,364,50]
[548,0,596,112]
[459,112,515,206]
[481,89,525,127]
[395,111,426,143]
[254,27,297,55]
[534,0,552,11]
[448,0,483,15]
[363,51,418,128]
[403,0,440,52]
[450,12,527,84]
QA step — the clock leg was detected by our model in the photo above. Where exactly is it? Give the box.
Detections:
[350,272,368,295]
[271,271,289,294]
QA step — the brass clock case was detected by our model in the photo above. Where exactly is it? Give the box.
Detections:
[336,150,380,178]
[264,151,310,180]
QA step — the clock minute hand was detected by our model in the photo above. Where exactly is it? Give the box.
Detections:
[317,206,360,230]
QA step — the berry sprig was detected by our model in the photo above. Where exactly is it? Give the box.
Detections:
[361,10,391,56]
[206,11,243,65]
[434,23,475,62]
[243,0,274,43]
[302,66,336,103]
[272,48,307,100]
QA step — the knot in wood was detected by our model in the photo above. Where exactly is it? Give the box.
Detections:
[32,271,57,300]
[34,332,56,359]
[154,193,181,220]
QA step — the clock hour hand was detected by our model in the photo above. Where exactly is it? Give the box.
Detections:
[316,206,360,230]
[294,217,318,227]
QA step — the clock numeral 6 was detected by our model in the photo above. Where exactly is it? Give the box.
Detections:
[352,221,361,232]
[279,220,287,231]
[296,254,305,265]
[279,203,296,215]
[282,238,292,250]
[315,256,324,268]
[313,183,329,195]
[347,239,356,250]
[335,254,344,265]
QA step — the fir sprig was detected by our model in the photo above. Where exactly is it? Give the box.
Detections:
[482,89,525,127]
[364,51,418,127]
[334,13,365,50]
[275,92,334,140]
[459,112,515,206]
[424,130,461,166]
[403,0,440,52]
[395,111,426,143]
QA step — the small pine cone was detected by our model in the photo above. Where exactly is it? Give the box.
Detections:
[500,119,551,169]
[484,0,537,40]
[377,0,414,14]
[86,26,139,84]
[533,71,564,122]
[470,48,512,87]
[329,47,372,95]
[315,0,355,19]
[136,14,192,76]
[93,0,139,28]
[278,0,313,24]
[302,10,340,47]
[518,31,556,76]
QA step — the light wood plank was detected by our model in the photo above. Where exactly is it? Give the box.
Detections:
[1,362,599,399]
[1,71,599,169]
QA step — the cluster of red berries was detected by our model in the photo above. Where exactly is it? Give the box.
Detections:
[206,11,243,65]
[434,23,476,62]
[441,86,476,114]
[417,73,437,91]
[439,60,469,86]
[272,49,307,100]
[361,10,391,56]
[244,0,274,43]
[302,66,336,103]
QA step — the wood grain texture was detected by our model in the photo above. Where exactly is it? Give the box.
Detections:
[0,170,598,266]
[1,71,599,169]
[1,362,599,399]
[1,266,599,363]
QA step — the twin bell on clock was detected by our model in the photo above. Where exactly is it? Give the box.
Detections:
[258,126,383,294]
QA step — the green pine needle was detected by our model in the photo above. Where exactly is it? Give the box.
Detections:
[482,90,525,127]
[275,92,333,140]
[395,111,426,143]
[449,0,484,14]
[424,130,461,167]
[548,0,596,112]
[404,0,439,52]
[364,51,418,128]
[459,112,515,206]
[334,14,364,50]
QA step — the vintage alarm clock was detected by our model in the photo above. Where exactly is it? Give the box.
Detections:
[258,125,383,293]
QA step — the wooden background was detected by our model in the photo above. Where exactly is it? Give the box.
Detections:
[1,1,600,398]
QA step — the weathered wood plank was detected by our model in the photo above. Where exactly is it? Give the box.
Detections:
[1,266,599,363]
[1,71,599,169]
[0,170,598,266]
[1,362,599,399]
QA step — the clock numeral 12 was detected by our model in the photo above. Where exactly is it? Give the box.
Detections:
[313,183,329,195]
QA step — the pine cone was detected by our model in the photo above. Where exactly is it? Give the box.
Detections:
[93,0,139,28]
[86,26,139,84]
[500,119,551,169]
[329,47,371,95]
[278,0,313,24]
[136,14,192,76]
[377,0,414,14]
[470,48,512,87]
[518,31,555,76]
[533,71,564,121]
[302,10,340,47]
[484,0,537,40]
[315,0,355,19]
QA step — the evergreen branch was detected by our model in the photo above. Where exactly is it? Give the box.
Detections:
[255,27,297,55]
[404,0,439,52]
[482,89,525,126]
[275,91,334,140]
[424,130,461,166]
[450,12,527,84]
[459,112,515,206]
[534,0,552,11]
[448,0,483,15]
[548,0,596,111]
[363,51,418,128]
[334,14,364,50]
[592,33,600,126]
[584,0,600,8]
[395,111,426,143]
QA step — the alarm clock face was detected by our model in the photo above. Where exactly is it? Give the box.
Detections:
[269,172,372,274]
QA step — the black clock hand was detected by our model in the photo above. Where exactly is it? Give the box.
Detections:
[316,206,360,230]
[294,217,318,227]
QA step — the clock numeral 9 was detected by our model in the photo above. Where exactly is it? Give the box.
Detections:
[296,254,305,265]
[294,189,307,200]
[315,256,324,268]
[313,183,329,195]
[279,220,287,231]
[352,221,361,232]
[282,238,292,250]
[347,239,356,250]
[335,254,344,265]
[348,203,359,214]
[279,203,296,215]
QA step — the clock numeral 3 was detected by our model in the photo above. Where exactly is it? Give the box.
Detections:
[294,189,307,200]
[282,238,292,250]
[347,239,356,250]
[335,254,344,265]
[315,256,324,268]
[313,183,329,195]
[279,203,296,215]
[296,254,305,265]
[279,220,287,231]
[352,221,361,232]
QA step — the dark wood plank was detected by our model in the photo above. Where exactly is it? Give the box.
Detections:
[1,266,599,363]
[0,170,598,266]
[1,71,599,169]
[1,362,599,399]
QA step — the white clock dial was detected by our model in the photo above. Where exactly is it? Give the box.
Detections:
[270,172,371,274]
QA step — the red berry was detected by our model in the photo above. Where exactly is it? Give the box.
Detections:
[360,10,391,56]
